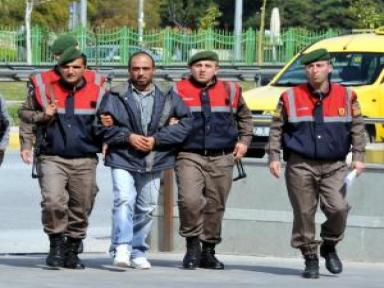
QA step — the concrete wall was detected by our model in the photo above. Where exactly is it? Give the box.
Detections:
[151,159,384,263]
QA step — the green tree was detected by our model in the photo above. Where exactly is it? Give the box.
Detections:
[0,0,25,26]
[159,0,215,29]
[312,0,355,30]
[198,3,222,30]
[268,0,313,28]
[31,0,72,29]
[88,0,160,30]
[0,0,161,30]
[214,0,260,30]
[348,0,384,29]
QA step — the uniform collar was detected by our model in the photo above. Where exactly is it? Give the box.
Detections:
[307,81,332,100]
[190,76,217,88]
[59,77,86,92]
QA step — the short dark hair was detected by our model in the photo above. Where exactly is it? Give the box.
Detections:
[128,50,155,68]
[81,54,87,67]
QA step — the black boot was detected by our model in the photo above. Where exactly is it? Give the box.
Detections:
[302,254,319,279]
[64,238,85,269]
[199,242,224,270]
[77,240,84,254]
[182,237,201,269]
[46,234,65,267]
[320,241,343,274]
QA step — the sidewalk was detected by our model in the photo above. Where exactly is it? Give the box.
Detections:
[0,252,383,288]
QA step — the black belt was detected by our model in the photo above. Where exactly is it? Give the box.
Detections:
[182,148,233,156]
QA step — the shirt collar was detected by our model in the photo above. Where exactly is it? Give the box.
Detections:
[130,81,155,97]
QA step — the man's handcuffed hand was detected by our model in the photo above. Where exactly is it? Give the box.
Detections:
[128,133,155,152]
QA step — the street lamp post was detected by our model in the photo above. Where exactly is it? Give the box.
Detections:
[25,0,33,64]
[234,0,243,62]
[80,0,87,29]
[138,0,144,45]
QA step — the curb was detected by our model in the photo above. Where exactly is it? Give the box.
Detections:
[8,127,19,150]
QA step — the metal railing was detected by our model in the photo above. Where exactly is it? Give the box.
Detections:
[0,26,341,66]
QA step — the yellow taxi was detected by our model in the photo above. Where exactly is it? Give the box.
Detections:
[244,28,384,157]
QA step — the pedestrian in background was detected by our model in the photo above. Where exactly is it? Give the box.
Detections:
[97,51,192,269]
[267,48,366,278]
[175,51,253,270]
[0,94,10,166]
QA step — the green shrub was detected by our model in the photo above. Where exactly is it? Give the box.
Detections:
[6,104,20,126]
[0,47,17,62]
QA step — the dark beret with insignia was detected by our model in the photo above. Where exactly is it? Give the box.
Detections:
[51,35,78,55]
[57,47,84,66]
[188,50,219,66]
[301,48,331,65]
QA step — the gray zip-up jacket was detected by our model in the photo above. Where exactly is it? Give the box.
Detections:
[0,95,10,151]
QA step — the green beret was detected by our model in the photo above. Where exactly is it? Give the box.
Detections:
[188,50,219,66]
[51,34,78,55]
[57,47,84,66]
[301,48,331,65]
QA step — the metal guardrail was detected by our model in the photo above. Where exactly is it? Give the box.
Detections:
[0,65,283,82]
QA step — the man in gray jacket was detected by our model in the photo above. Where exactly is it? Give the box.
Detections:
[98,51,192,269]
[0,94,10,166]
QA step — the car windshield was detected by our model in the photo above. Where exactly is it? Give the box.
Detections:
[274,52,384,87]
